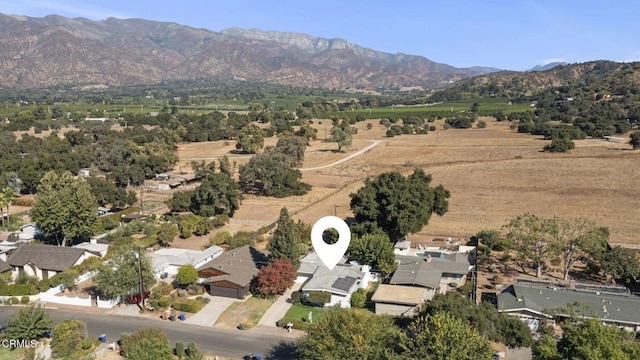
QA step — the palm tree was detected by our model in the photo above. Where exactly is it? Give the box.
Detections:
[0,187,15,231]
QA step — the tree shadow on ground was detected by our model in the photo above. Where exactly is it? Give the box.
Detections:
[265,341,297,360]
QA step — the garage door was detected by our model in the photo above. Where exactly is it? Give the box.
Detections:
[212,285,240,299]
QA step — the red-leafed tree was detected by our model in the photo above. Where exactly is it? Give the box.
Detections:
[254,258,297,296]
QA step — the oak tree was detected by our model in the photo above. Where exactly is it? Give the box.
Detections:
[350,169,450,241]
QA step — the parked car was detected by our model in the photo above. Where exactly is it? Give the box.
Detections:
[126,291,151,304]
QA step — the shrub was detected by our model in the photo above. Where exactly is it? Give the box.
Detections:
[176,265,198,288]
[154,281,173,296]
[0,284,38,296]
[366,123,373,130]
[7,296,19,305]
[20,296,29,304]
[37,279,51,293]
[544,138,575,152]
[151,296,172,309]
[477,120,487,128]
[350,289,366,308]
[210,231,232,246]
[305,291,331,305]
[196,296,210,305]
[175,341,185,358]
[177,289,189,298]
[291,291,303,305]
[15,272,38,286]
[81,338,94,350]
[12,197,34,207]
[429,125,436,131]
[172,298,203,313]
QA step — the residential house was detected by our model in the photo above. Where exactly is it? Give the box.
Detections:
[7,243,96,280]
[197,245,267,299]
[298,252,374,308]
[73,239,109,258]
[371,250,473,315]
[301,263,372,308]
[498,280,640,332]
[394,240,411,255]
[371,284,428,316]
[17,223,42,241]
[389,252,473,294]
[151,246,223,277]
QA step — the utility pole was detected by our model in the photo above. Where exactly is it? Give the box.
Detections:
[137,247,145,312]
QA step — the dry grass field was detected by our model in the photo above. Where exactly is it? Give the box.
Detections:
[18,117,639,245]
[176,117,640,245]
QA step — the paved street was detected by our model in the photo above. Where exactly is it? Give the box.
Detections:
[0,306,298,359]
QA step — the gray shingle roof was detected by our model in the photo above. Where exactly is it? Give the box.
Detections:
[389,254,472,289]
[498,283,640,326]
[7,243,87,272]
[199,245,268,287]
[0,259,10,273]
[302,263,365,296]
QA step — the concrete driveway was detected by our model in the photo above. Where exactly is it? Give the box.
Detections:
[183,294,236,326]
[259,282,303,327]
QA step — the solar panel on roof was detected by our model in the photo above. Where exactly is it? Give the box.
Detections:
[332,276,357,292]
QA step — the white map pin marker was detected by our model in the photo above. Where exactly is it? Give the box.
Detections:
[311,216,351,270]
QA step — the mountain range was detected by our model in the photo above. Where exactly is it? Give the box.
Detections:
[0,13,500,89]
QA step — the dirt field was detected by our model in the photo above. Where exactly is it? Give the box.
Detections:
[175,118,640,245]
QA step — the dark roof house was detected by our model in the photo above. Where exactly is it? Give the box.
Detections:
[7,243,95,280]
[498,280,640,331]
[198,245,268,299]
[389,253,473,289]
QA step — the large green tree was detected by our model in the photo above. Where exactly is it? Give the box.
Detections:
[239,152,311,197]
[94,244,156,300]
[347,233,397,277]
[191,172,242,217]
[504,213,561,278]
[407,312,493,360]
[592,246,640,284]
[30,171,97,246]
[235,124,265,154]
[329,120,356,151]
[6,304,52,341]
[419,292,533,349]
[349,169,450,241]
[556,217,608,280]
[557,319,640,360]
[295,307,407,360]
[272,136,307,167]
[267,207,307,267]
[121,328,173,360]
[51,319,87,358]
[86,176,137,209]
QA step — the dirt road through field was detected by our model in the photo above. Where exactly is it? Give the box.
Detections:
[300,140,381,171]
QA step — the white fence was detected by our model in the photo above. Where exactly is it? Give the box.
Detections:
[5,270,121,309]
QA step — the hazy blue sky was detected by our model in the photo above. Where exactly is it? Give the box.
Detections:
[1,0,638,70]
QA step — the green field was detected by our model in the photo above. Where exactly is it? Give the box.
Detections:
[320,98,532,119]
